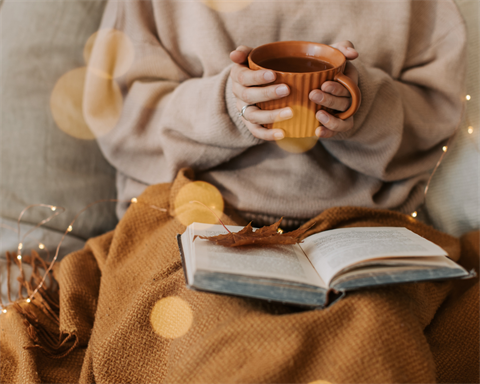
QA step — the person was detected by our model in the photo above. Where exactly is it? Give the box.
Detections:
[84,0,466,229]
[63,3,473,382]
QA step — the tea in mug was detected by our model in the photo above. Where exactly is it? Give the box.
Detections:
[258,56,334,73]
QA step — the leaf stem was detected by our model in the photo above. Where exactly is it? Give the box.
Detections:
[188,200,232,234]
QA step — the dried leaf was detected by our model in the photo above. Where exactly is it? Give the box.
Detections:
[193,218,314,247]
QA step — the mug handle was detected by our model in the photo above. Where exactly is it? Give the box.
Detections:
[333,73,361,120]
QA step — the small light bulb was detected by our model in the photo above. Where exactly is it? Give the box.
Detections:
[18,243,23,250]
[2,309,6,314]
[442,146,447,152]
[67,225,73,232]
[26,298,31,303]
[51,206,57,211]
[466,95,471,101]
[17,255,22,260]
[468,126,474,134]
[38,243,45,250]
[131,197,138,203]
[411,211,418,218]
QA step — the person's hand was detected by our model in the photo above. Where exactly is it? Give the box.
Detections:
[230,46,292,141]
[309,40,359,138]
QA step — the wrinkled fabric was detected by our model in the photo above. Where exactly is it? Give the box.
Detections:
[1,169,478,383]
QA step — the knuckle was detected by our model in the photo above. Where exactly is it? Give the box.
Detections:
[235,99,242,110]
[241,89,252,104]
[231,82,241,98]
[237,70,245,85]
[328,117,339,131]
[231,65,242,82]
[263,86,272,99]
[324,95,335,108]
[245,110,257,124]
[256,71,266,83]
[270,110,279,122]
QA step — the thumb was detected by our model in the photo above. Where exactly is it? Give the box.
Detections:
[331,40,358,60]
[230,45,253,64]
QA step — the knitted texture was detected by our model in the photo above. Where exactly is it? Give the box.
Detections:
[86,0,467,220]
[1,169,478,383]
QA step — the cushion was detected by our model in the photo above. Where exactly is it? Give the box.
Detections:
[0,0,117,240]
[424,0,480,237]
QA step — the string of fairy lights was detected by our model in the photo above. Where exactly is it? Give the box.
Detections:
[0,95,477,314]
[410,95,477,218]
[0,198,167,314]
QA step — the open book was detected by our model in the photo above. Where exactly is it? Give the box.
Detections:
[177,223,474,308]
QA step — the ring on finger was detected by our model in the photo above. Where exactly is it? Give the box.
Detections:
[238,104,256,121]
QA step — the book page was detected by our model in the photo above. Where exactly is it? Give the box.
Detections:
[299,227,447,285]
[191,223,326,287]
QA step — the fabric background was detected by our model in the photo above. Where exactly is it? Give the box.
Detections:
[424,0,480,236]
[0,0,117,240]
[1,169,478,383]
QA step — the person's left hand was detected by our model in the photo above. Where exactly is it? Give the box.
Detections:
[310,40,359,138]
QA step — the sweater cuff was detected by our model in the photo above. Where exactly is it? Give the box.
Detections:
[224,71,263,145]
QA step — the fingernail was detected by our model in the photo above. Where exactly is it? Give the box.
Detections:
[276,85,289,96]
[315,127,321,137]
[312,91,324,102]
[318,112,329,124]
[264,71,275,82]
[274,131,285,140]
[279,108,293,119]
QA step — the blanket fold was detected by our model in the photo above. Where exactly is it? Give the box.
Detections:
[1,169,478,383]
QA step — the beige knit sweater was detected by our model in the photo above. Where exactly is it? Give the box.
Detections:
[85,0,467,227]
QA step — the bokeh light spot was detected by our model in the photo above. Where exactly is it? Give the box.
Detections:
[200,0,254,13]
[150,297,193,339]
[272,104,317,138]
[87,28,134,79]
[50,67,95,140]
[174,181,224,227]
[276,136,318,154]
[83,70,123,137]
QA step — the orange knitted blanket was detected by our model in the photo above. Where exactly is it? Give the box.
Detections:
[1,169,478,383]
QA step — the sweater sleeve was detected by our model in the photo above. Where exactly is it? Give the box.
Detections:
[321,17,467,183]
[83,1,262,186]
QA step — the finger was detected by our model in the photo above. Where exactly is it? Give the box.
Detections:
[310,90,351,112]
[229,45,253,64]
[319,81,351,97]
[245,121,285,141]
[315,126,337,139]
[236,101,293,125]
[230,65,276,87]
[331,40,358,60]
[232,81,289,104]
[316,111,354,134]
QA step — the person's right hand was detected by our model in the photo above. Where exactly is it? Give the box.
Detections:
[229,46,293,141]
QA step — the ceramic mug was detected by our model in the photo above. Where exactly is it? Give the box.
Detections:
[248,41,361,138]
